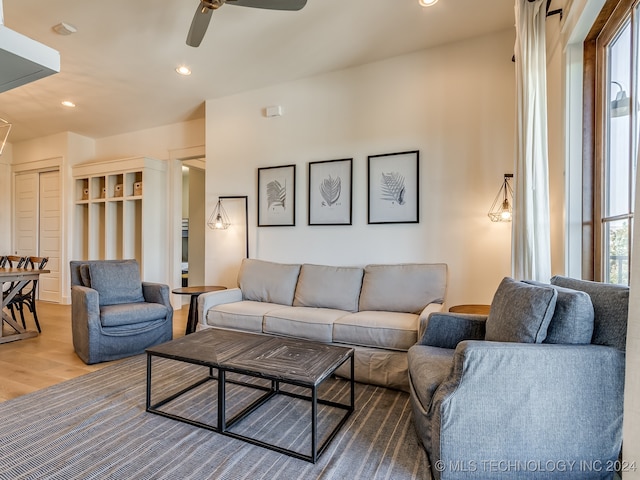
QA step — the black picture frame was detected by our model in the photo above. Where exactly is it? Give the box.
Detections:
[308,158,353,226]
[367,150,419,224]
[257,164,296,227]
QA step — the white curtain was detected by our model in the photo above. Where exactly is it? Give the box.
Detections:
[512,0,552,282]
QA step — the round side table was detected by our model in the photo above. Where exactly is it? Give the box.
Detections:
[448,304,491,315]
[172,285,226,335]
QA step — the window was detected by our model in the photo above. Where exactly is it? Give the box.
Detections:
[587,0,638,285]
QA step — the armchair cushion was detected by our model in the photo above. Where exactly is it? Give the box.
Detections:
[551,275,629,350]
[87,261,145,306]
[524,280,594,344]
[238,259,301,306]
[485,277,557,343]
[100,302,169,327]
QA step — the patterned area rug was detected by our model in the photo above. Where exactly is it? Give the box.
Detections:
[0,355,431,479]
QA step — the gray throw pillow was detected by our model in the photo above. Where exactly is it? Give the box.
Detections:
[88,261,145,307]
[523,280,594,344]
[485,277,557,343]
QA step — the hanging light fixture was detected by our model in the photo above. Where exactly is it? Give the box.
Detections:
[207,196,250,258]
[0,118,12,155]
[207,199,231,230]
[488,174,514,222]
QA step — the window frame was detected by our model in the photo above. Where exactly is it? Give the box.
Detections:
[584,0,637,283]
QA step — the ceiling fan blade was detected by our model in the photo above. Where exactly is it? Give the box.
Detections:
[186,4,214,47]
[227,0,307,11]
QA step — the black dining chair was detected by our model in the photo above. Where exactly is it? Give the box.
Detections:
[9,256,48,333]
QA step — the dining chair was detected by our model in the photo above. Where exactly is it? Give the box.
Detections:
[2,256,26,322]
[10,256,48,333]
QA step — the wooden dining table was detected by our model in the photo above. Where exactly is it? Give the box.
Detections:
[0,267,49,344]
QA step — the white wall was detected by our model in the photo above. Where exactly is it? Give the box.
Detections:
[205,29,516,307]
[0,143,12,253]
[94,118,205,161]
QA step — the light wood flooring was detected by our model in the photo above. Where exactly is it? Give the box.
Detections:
[0,302,188,402]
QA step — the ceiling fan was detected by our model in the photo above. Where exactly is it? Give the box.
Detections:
[187,0,307,47]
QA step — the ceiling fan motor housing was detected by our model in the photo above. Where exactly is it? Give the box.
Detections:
[202,0,225,9]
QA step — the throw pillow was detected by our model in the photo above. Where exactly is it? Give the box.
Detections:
[485,277,557,343]
[523,280,594,344]
[88,261,145,307]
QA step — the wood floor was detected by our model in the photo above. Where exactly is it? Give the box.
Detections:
[0,302,188,402]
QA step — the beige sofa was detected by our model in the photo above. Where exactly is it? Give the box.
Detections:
[198,259,448,390]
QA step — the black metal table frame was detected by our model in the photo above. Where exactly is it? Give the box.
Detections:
[146,351,354,463]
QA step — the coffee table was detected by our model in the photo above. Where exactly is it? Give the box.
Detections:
[146,328,354,463]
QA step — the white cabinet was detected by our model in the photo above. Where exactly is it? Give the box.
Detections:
[73,157,167,283]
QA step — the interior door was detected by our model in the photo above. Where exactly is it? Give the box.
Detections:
[38,171,61,302]
[13,170,61,303]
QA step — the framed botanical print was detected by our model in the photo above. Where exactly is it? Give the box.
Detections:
[367,150,419,224]
[258,164,296,226]
[308,158,353,225]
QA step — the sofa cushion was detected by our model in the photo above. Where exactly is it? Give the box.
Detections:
[88,260,145,307]
[551,276,629,350]
[100,302,167,327]
[407,345,455,411]
[238,259,301,306]
[206,301,283,333]
[263,306,349,343]
[293,264,364,313]
[358,263,447,314]
[524,280,594,344]
[485,277,557,343]
[333,311,419,351]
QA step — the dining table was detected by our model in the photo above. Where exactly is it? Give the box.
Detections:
[0,267,50,344]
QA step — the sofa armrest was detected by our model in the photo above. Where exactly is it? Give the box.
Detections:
[417,312,487,348]
[198,288,243,326]
[427,341,624,479]
[142,282,172,309]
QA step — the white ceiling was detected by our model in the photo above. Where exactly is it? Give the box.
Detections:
[0,0,514,144]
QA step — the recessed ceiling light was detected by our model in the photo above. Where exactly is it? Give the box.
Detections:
[61,100,76,108]
[418,0,438,6]
[176,65,192,76]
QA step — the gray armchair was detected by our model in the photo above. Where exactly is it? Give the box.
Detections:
[70,260,173,364]
[408,276,627,480]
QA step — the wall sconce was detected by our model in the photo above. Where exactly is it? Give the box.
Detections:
[611,81,631,118]
[0,118,12,155]
[207,195,249,258]
[488,174,514,222]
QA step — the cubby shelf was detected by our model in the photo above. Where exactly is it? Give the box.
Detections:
[72,157,167,283]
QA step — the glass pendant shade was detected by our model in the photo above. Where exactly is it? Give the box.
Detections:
[207,199,231,230]
[488,174,514,222]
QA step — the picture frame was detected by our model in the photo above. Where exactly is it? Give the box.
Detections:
[257,164,296,226]
[367,150,419,224]
[308,158,353,226]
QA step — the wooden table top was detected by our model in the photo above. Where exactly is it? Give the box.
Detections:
[172,285,226,296]
[448,304,491,315]
[147,328,353,386]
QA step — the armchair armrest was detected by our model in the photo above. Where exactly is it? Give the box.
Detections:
[417,312,487,348]
[70,285,101,348]
[198,288,243,327]
[428,341,624,479]
[142,282,172,309]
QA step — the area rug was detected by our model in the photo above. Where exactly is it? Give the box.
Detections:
[0,355,431,480]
